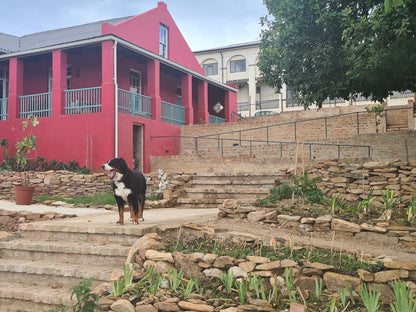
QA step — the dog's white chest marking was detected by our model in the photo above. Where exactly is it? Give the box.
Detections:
[114,182,131,202]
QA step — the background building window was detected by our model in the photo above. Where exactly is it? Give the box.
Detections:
[230,59,246,73]
[203,63,218,76]
[159,24,168,58]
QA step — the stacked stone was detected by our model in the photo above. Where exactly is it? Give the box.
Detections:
[98,232,416,312]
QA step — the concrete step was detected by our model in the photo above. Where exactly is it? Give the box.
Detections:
[0,281,72,311]
[0,258,114,287]
[0,239,129,266]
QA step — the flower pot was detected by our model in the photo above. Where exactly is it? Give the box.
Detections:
[14,185,35,205]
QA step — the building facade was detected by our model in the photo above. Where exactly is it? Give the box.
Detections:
[194,41,413,117]
[0,2,237,173]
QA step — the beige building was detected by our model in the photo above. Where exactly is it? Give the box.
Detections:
[194,41,413,117]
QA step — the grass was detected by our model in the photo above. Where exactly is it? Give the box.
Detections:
[34,192,161,206]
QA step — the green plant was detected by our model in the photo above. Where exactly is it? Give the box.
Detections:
[358,188,376,214]
[181,278,195,298]
[324,297,337,312]
[292,174,326,204]
[168,268,184,291]
[149,273,163,296]
[382,186,400,211]
[236,280,248,304]
[358,284,381,312]
[249,274,262,299]
[285,267,297,304]
[220,270,234,294]
[390,280,416,312]
[315,278,323,300]
[112,277,126,297]
[15,115,39,186]
[63,278,100,312]
[337,288,348,308]
[406,197,416,224]
[256,183,293,205]
[0,138,8,160]
[346,282,355,305]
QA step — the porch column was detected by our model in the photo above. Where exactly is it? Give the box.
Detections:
[181,74,193,125]
[197,80,209,123]
[147,59,161,121]
[101,41,115,115]
[8,58,24,120]
[224,90,237,122]
[52,50,67,116]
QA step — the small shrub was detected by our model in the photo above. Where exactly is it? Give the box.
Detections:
[256,183,293,205]
[292,174,327,204]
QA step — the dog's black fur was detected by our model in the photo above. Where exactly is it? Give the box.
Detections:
[101,158,146,225]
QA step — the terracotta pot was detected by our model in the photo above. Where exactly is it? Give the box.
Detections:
[14,185,35,205]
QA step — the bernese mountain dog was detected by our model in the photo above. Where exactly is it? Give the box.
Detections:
[101,157,146,225]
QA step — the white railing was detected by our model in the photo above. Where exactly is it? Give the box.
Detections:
[118,89,152,119]
[161,101,185,125]
[0,98,7,121]
[19,92,52,118]
[64,87,102,115]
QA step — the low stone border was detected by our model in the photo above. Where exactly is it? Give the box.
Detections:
[96,227,416,312]
[219,200,416,250]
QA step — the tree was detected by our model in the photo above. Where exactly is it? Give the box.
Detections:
[258,0,416,108]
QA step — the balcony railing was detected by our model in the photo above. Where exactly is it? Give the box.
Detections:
[0,98,7,121]
[118,89,152,119]
[209,114,226,124]
[64,87,102,115]
[20,92,52,118]
[161,101,185,125]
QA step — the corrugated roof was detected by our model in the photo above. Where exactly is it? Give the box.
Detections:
[0,16,133,53]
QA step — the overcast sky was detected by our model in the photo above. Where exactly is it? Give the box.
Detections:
[0,0,267,51]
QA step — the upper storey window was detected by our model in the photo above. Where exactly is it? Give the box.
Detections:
[230,59,246,73]
[159,24,168,58]
[203,63,218,76]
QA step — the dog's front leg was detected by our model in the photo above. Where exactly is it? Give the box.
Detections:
[115,197,125,225]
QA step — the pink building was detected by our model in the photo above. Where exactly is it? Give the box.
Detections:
[0,2,237,173]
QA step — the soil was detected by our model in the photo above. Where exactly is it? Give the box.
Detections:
[199,216,416,262]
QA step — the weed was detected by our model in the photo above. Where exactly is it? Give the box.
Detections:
[249,274,262,299]
[236,280,248,304]
[406,197,416,224]
[220,270,234,294]
[358,188,375,214]
[64,278,100,312]
[168,268,184,291]
[149,273,163,296]
[113,277,126,297]
[324,297,337,312]
[181,279,195,299]
[314,278,323,300]
[256,183,293,205]
[337,288,347,308]
[292,174,327,204]
[390,280,416,312]
[359,284,380,312]
[346,282,355,305]
[285,267,297,304]
[382,186,400,211]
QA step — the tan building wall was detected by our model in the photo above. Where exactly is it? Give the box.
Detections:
[194,41,414,117]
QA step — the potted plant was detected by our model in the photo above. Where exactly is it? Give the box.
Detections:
[14,115,39,205]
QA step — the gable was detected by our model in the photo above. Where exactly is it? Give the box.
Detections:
[101,2,204,75]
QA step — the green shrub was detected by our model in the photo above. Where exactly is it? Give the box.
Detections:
[256,183,293,205]
[292,174,327,204]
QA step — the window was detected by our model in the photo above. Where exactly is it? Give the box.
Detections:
[203,63,218,76]
[286,86,301,107]
[159,24,168,58]
[48,65,72,91]
[230,59,246,73]
[130,70,142,94]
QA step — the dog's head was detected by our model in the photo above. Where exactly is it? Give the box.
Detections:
[101,158,129,181]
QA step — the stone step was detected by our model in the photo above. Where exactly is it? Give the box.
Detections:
[177,196,259,205]
[17,221,157,245]
[0,239,129,266]
[184,187,269,194]
[0,281,72,311]
[188,179,277,186]
[0,258,114,287]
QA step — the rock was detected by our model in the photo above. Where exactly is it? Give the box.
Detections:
[302,268,323,276]
[374,270,402,283]
[247,211,266,222]
[303,262,335,271]
[222,199,238,209]
[153,301,180,311]
[315,214,333,223]
[295,276,322,294]
[213,255,235,269]
[125,233,164,264]
[227,231,261,242]
[278,215,301,222]
[203,268,223,278]
[289,303,307,312]
[110,299,135,312]
[203,254,218,264]
[363,161,390,169]
[178,301,214,312]
[383,260,416,270]
[357,269,374,282]
[172,251,202,279]
[135,304,157,312]
[256,260,297,271]
[229,266,248,278]
[143,260,174,275]
[323,272,362,291]
[246,256,270,264]
[145,250,174,263]
[360,223,388,233]
[239,261,256,272]
[331,218,361,233]
[220,308,238,312]
[300,217,315,224]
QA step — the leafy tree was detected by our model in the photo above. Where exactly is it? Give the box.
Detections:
[258,0,416,108]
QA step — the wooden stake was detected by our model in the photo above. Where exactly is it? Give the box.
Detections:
[292,142,300,204]
[302,141,305,175]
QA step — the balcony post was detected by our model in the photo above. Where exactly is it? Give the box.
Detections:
[147,59,161,121]
[181,73,193,125]
[52,50,67,116]
[224,89,237,122]
[197,80,209,124]
[8,58,24,120]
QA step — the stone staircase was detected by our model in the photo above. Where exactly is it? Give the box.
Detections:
[0,219,149,312]
[177,172,290,208]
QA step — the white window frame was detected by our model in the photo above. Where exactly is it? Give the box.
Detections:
[230,59,246,73]
[159,24,168,58]
[203,63,218,76]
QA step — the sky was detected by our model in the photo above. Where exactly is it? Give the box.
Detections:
[0,0,268,51]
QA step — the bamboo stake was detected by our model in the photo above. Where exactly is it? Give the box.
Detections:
[292,141,300,204]
[302,141,305,175]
